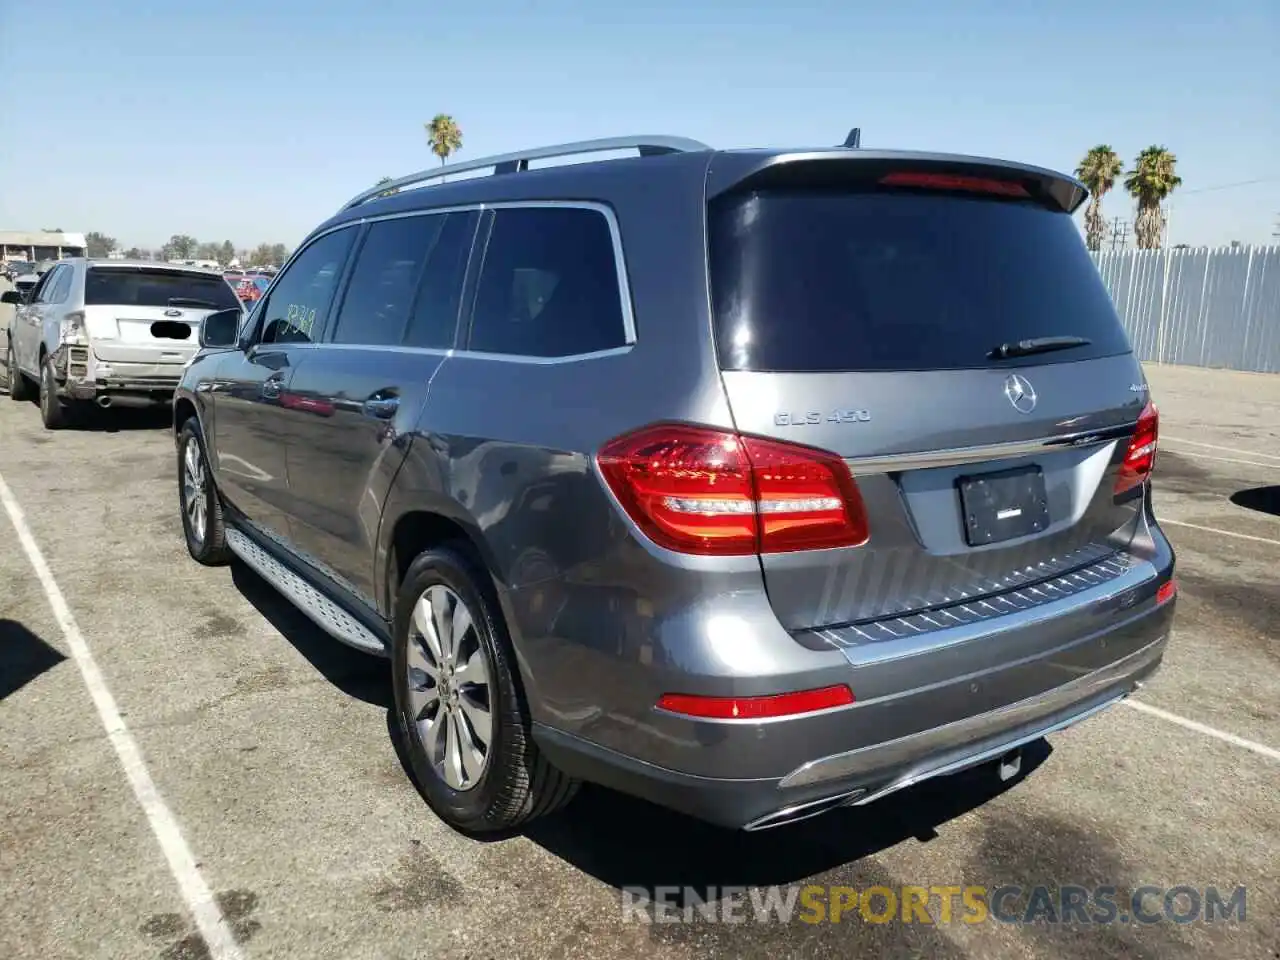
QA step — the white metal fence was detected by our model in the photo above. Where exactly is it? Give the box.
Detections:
[1093,246,1280,373]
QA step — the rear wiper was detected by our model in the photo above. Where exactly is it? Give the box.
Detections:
[168,297,223,309]
[988,335,1091,360]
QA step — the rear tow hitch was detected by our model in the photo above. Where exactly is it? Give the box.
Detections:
[997,748,1023,782]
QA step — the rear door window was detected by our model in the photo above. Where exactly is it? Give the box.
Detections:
[467,206,627,358]
[331,215,446,346]
[84,268,239,310]
[403,211,478,349]
[259,228,356,344]
[708,189,1132,372]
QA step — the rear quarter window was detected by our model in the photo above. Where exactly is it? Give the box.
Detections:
[708,189,1132,372]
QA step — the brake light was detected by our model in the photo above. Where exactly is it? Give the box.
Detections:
[657,685,854,719]
[1156,578,1177,605]
[1115,402,1159,495]
[596,424,869,555]
[878,171,1030,198]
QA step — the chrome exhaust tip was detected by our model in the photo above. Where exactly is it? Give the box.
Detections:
[742,788,867,831]
[96,395,112,408]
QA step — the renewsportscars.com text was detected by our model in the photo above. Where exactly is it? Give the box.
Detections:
[620,884,1247,926]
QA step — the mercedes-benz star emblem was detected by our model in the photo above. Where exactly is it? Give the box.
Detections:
[1003,373,1037,414]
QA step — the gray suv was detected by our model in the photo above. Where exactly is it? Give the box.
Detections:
[174,135,1177,834]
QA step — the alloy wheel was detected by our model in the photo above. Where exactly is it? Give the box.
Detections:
[405,584,493,791]
[182,439,207,544]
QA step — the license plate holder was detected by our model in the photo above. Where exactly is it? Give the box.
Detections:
[957,465,1050,546]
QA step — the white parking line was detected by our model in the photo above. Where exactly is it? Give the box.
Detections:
[1160,517,1280,546]
[1163,436,1280,461]
[1159,447,1280,470]
[0,470,245,960]
[1124,699,1280,762]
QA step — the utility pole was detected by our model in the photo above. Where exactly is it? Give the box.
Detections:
[1108,217,1130,251]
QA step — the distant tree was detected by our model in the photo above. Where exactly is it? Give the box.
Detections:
[219,240,236,264]
[161,234,199,260]
[1074,146,1123,253]
[425,114,463,168]
[85,232,118,258]
[1125,146,1182,250]
[122,247,143,260]
[267,243,288,265]
[196,241,222,261]
[249,243,275,266]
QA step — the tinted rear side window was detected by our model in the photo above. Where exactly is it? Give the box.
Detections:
[85,269,239,310]
[468,206,627,358]
[404,211,477,349]
[708,190,1132,372]
[332,216,446,346]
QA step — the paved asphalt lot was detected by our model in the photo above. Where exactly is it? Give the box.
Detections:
[1,363,1277,960]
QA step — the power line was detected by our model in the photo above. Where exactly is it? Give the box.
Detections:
[1178,177,1280,196]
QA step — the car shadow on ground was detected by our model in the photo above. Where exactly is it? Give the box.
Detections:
[519,741,1050,894]
[229,561,391,708]
[222,557,1052,888]
[1230,485,1280,518]
[69,405,174,433]
[0,619,67,700]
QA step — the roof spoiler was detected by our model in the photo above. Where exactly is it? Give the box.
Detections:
[706,149,1088,214]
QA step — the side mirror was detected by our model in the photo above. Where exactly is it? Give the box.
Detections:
[1,290,22,305]
[199,308,242,349]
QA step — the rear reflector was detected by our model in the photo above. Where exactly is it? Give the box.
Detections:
[878,171,1030,198]
[657,685,855,720]
[1115,401,1160,496]
[597,424,869,555]
[1156,579,1177,605]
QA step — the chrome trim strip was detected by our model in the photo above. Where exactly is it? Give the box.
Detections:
[778,635,1165,789]
[845,424,1133,474]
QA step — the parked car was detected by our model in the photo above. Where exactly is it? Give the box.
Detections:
[172,134,1177,834]
[4,259,240,427]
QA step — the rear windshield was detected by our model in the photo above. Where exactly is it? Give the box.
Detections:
[708,189,1132,372]
[85,268,239,310]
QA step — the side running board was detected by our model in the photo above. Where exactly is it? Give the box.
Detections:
[225,526,388,656]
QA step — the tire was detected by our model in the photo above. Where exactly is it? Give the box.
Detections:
[178,418,232,565]
[5,340,34,402]
[392,544,578,833]
[38,356,71,429]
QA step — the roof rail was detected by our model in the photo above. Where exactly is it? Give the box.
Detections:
[342,135,713,211]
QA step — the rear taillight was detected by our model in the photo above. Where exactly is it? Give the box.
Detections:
[878,171,1030,198]
[1115,402,1159,495]
[596,424,869,556]
[1156,578,1177,605]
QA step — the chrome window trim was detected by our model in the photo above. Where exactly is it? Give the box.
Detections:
[287,200,635,360]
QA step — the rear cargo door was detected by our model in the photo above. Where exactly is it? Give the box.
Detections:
[83,265,240,365]
[708,165,1152,631]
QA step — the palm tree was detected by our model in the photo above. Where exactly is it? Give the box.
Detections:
[1125,146,1182,249]
[425,114,463,168]
[1075,145,1123,252]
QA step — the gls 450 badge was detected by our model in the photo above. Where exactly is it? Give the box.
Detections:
[774,408,871,427]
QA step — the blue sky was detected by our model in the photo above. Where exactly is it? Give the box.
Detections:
[1,0,1276,249]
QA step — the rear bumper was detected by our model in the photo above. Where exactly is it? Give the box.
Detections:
[536,625,1168,830]
[53,347,180,403]
[528,515,1176,830]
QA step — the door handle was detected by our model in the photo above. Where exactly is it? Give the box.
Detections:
[261,375,283,399]
[362,395,399,419]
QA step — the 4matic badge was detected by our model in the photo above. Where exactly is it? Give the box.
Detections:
[774,408,871,427]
